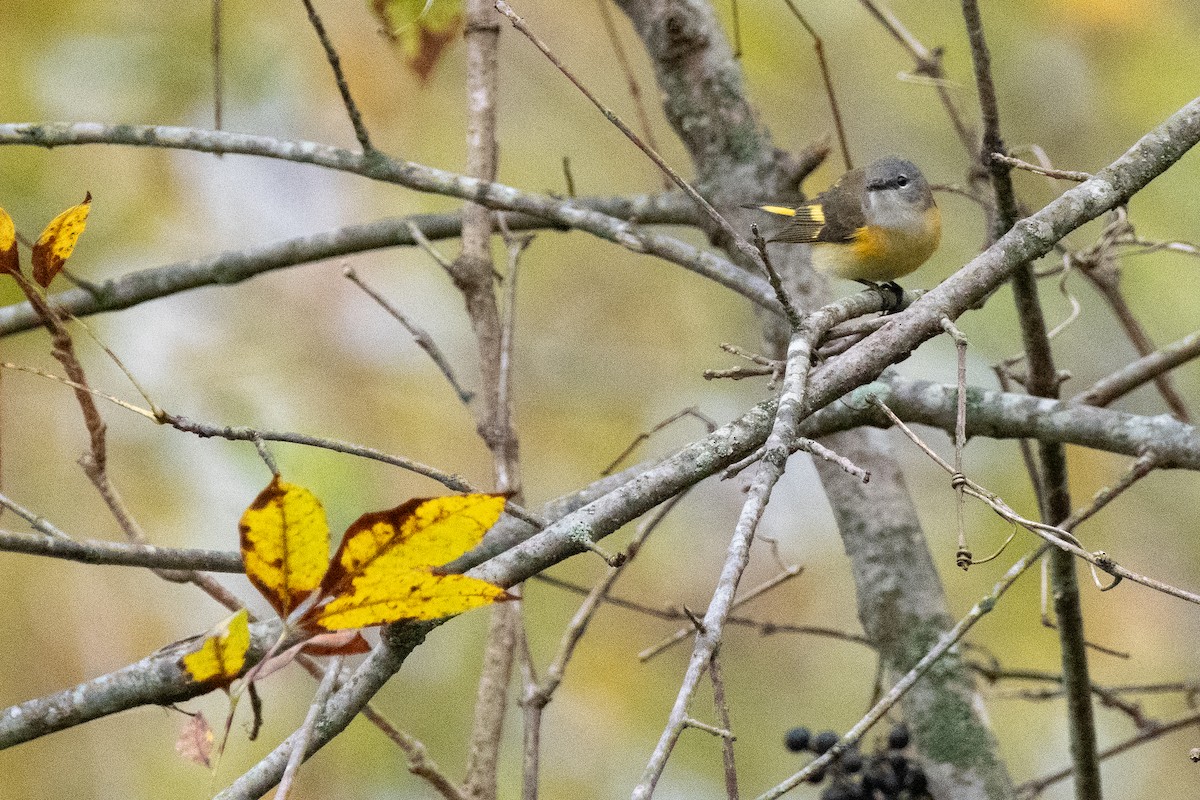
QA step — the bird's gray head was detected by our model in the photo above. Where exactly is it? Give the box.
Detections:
[862,157,934,228]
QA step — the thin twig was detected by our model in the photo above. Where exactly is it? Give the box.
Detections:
[593,0,669,190]
[980,677,1148,729]
[682,717,734,739]
[779,0,853,171]
[941,317,971,568]
[992,152,1090,182]
[13,273,189,589]
[638,565,804,661]
[993,365,1047,515]
[1060,452,1158,533]
[343,266,474,404]
[857,0,975,154]
[493,1,771,276]
[533,572,871,648]
[708,653,739,800]
[703,364,776,381]
[601,407,717,476]
[1076,223,1192,421]
[1016,708,1200,798]
[211,0,223,132]
[277,656,344,800]
[299,0,373,152]
[160,412,475,493]
[496,220,532,484]
[961,3,1099,797]
[358,706,468,800]
[872,397,1200,606]
[406,218,458,275]
[523,492,687,797]
[0,491,73,539]
[720,434,867,482]
[515,623,540,800]
[751,224,802,330]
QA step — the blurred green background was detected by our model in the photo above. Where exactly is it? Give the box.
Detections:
[1,1,1199,798]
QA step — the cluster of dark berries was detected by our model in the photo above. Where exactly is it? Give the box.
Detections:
[783,723,931,800]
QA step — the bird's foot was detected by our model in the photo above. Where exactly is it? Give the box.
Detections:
[855,280,906,314]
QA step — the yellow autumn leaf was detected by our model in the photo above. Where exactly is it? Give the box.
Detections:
[0,206,17,276]
[32,192,91,287]
[181,609,251,686]
[313,494,510,630]
[240,475,331,617]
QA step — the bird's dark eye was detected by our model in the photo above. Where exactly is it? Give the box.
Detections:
[896,175,909,187]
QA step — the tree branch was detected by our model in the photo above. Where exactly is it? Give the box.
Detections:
[0,196,704,338]
[0,529,243,572]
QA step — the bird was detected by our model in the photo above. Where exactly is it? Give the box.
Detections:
[747,156,941,301]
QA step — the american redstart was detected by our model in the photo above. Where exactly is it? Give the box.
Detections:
[747,157,941,295]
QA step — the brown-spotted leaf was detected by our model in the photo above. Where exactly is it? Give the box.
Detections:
[0,206,18,276]
[311,494,510,630]
[32,192,91,287]
[240,475,330,617]
[371,0,463,83]
[180,609,251,687]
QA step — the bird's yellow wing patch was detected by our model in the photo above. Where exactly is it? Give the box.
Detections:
[754,205,798,217]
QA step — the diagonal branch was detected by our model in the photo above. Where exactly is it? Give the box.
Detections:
[1072,328,1200,409]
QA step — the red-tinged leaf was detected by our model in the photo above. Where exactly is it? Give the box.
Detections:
[176,712,215,768]
[250,639,311,682]
[371,0,463,83]
[32,192,91,287]
[301,630,371,657]
[0,207,18,277]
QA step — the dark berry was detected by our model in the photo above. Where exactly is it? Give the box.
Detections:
[806,766,827,784]
[845,783,870,800]
[887,723,910,750]
[784,726,812,752]
[860,758,881,791]
[888,751,909,781]
[812,729,840,755]
[905,764,928,794]
[866,765,900,795]
[840,747,864,774]
[820,783,853,800]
